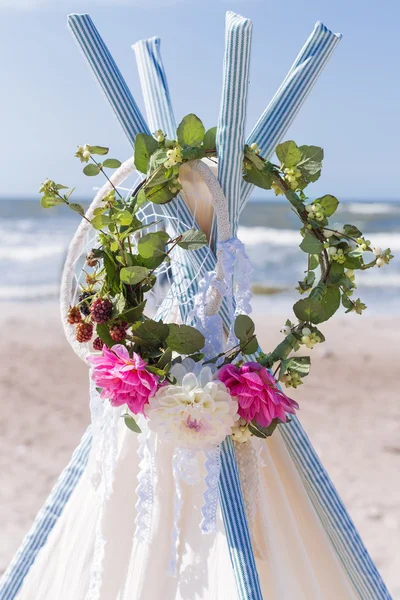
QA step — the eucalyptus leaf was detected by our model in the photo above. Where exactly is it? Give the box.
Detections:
[312,286,341,324]
[134,133,159,174]
[83,164,101,176]
[138,231,169,259]
[203,126,217,151]
[343,224,362,238]
[103,158,122,169]
[124,415,141,433]
[145,182,175,205]
[88,145,109,156]
[316,194,339,217]
[90,214,112,230]
[276,140,301,168]
[177,228,207,250]
[234,314,255,342]
[297,145,324,175]
[177,114,205,147]
[166,323,205,354]
[293,297,325,324]
[40,195,64,208]
[299,231,324,254]
[120,266,149,285]
[69,203,85,216]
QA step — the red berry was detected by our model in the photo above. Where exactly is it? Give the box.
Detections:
[93,336,104,351]
[76,322,93,343]
[90,298,113,324]
[110,321,128,342]
[67,306,82,325]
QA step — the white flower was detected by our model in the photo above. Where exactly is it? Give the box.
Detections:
[145,360,239,449]
[232,419,252,443]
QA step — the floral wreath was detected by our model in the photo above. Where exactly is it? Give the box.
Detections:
[40,113,394,447]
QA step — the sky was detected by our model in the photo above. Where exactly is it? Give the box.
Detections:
[0,0,399,200]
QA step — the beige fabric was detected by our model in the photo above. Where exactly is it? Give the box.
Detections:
[15,421,358,600]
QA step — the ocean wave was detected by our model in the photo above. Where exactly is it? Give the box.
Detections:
[346,202,399,215]
[0,245,66,262]
[0,284,60,300]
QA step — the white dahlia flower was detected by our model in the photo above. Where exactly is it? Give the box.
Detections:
[145,359,239,449]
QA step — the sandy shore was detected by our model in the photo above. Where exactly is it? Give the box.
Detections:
[0,301,399,597]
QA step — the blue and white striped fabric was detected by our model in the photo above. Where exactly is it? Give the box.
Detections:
[134,26,262,599]
[0,428,92,600]
[241,21,342,213]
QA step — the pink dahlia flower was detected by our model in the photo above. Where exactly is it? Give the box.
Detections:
[218,362,299,427]
[87,344,158,414]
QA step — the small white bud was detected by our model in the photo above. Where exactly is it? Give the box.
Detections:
[373,246,382,256]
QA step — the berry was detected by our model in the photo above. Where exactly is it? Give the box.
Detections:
[86,252,99,268]
[90,297,113,324]
[373,246,382,256]
[79,291,94,317]
[281,325,291,336]
[302,327,311,336]
[76,322,93,343]
[67,306,82,325]
[93,337,104,351]
[110,321,129,342]
[329,246,337,256]
[376,257,385,267]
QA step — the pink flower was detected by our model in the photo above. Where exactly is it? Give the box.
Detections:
[87,345,158,415]
[218,362,299,427]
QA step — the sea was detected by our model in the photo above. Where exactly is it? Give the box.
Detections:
[1,198,399,314]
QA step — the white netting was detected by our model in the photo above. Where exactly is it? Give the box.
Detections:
[60,157,227,361]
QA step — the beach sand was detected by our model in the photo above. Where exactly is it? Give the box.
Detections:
[0,301,399,597]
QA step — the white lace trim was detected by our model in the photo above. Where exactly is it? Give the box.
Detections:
[134,420,156,543]
[85,381,119,600]
[201,447,222,534]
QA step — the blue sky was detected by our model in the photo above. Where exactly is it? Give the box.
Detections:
[0,0,399,200]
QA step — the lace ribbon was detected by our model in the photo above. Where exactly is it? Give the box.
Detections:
[135,420,156,543]
[85,379,119,600]
[169,449,200,576]
[201,447,222,534]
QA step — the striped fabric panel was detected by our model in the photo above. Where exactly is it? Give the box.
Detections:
[216,13,263,600]
[279,417,392,599]
[135,25,262,599]
[68,13,149,143]
[216,11,252,235]
[0,428,93,600]
[219,437,263,600]
[68,14,229,326]
[240,21,342,214]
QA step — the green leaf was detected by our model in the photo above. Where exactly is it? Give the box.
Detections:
[145,182,175,205]
[120,266,149,285]
[115,210,133,226]
[40,195,64,208]
[266,334,300,366]
[319,286,341,322]
[343,255,363,270]
[83,164,101,176]
[276,140,301,168]
[103,158,122,169]
[342,293,354,311]
[316,194,339,217]
[297,145,324,176]
[243,165,273,190]
[293,297,325,324]
[203,126,217,151]
[234,315,255,341]
[166,324,205,354]
[181,146,206,161]
[328,261,345,284]
[138,231,169,259]
[286,356,311,378]
[249,418,281,439]
[87,145,109,156]
[157,347,173,369]
[132,319,169,346]
[299,231,324,254]
[309,255,319,270]
[177,114,205,147]
[96,324,114,348]
[147,148,168,175]
[343,224,362,238]
[90,214,112,230]
[241,336,259,355]
[69,203,85,216]
[119,300,146,324]
[134,133,158,174]
[124,415,141,433]
[177,228,208,250]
